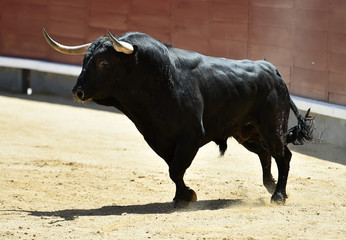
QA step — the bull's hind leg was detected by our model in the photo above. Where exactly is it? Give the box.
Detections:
[240,139,276,194]
[257,90,292,204]
[271,146,292,203]
[258,129,292,204]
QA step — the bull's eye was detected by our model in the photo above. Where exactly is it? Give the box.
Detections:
[98,60,111,69]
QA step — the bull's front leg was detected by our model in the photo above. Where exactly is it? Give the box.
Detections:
[169,134,199,208]
[169,167,197,208]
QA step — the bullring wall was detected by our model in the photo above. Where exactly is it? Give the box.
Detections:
[0,0,345,106]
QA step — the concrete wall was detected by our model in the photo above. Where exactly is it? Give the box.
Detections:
[0,67,22,92]
[0,67,75,97]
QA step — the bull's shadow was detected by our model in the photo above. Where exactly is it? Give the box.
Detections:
[23,199,240,221]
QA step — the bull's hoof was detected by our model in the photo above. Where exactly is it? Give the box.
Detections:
[263,178,276,194]
[173,189,197,208]
[189,189,198,202]
[271,192,287,205]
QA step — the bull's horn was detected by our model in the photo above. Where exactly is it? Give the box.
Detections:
[43,28,91,55]
[106,30,134,54]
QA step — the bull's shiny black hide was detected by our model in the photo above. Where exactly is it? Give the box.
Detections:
[72,32,313,207]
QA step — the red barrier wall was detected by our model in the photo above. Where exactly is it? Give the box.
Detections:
[0,0,345,105]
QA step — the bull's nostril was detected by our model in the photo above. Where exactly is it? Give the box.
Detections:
[75,89,85,100]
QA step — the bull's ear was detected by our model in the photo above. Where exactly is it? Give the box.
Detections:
[106,30,134,54]
[132,45,139,55]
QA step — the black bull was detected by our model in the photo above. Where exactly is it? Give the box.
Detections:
[43,29,314,207]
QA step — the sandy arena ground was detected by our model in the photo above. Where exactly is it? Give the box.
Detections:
[0,92,345,239]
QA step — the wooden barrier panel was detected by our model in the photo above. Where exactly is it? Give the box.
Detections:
[0,0,345,105]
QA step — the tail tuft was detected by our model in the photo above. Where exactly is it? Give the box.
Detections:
[286,108,315,145]
[215,139,228,156]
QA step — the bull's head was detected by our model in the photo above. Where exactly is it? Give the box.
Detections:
[43,29,134,103]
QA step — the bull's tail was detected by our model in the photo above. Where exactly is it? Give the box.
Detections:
[286,98,315,145]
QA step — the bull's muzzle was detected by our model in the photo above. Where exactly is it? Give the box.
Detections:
[73,87,92,103]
